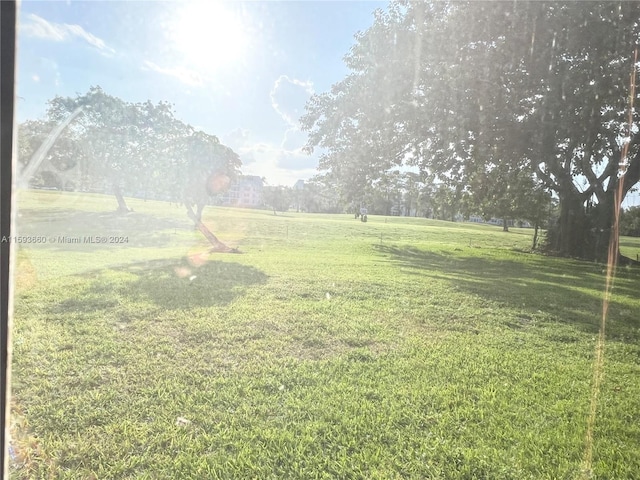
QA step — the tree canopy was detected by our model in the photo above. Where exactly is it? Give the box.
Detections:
[621,206,640,236]
[302,1,640,260]
[21,86,241,211]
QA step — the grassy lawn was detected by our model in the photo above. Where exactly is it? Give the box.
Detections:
[9,190,640,479]
[620,235,640,263]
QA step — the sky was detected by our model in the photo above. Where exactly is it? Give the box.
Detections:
[16,0,386,187]
[14,1,640,207]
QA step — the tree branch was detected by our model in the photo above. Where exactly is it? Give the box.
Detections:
[535,162,560,191]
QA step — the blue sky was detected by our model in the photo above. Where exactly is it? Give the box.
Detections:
[15,1,640,207]
[16,0,386,187]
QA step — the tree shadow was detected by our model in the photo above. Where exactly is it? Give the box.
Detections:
[56,258,268,312]
[16,209,193,250]
[373,244,640,339]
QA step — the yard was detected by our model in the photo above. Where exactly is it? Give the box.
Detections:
[8,190,640,479]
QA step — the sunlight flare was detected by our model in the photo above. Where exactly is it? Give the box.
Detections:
[169,2,249,74]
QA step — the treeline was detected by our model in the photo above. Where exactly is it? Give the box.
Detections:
[621,206,640,237]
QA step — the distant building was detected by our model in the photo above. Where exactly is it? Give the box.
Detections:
[292,179,306,212]
[466,215,526,227]
[220,175,263,207]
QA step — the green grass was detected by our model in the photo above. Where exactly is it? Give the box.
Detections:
[9,190,640,479]
[620,235,640,263]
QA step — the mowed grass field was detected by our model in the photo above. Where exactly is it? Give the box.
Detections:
[9,190,640,479]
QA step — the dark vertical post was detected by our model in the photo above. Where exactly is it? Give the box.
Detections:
[0,1,17,476]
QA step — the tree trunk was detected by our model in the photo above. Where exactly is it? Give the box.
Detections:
[502,218,509,232]
[184,202,238,253]
[549,192,584,257]
[590,195,617,263]
[547,190,615,261]
[113,184,130,213]
[532,221,539,250]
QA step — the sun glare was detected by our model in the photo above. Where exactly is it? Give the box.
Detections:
[170,2,249,74]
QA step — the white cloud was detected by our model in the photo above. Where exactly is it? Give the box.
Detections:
[281,127,308,152]
[275,150,318,171]
[21,14,66,41]
[223,128,252,150]
[220,79,318,186]
[242,150,317,187]
[233,140,318,186]
[270,75,314,127]
[141,60,204,87]
[221,128,257,165]
[66,24,112,53]
[222,116,318,185]
[21,13,116,57]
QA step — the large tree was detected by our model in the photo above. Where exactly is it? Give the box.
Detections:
[20,86,241,251]
[302,1,640,261]
[299,175,342,214]
[180,129,241,222]
[17,119,88,190]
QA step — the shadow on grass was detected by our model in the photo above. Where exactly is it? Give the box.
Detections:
[57,258,268,312]
[17,209,193,250]
[373,244,640,339]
